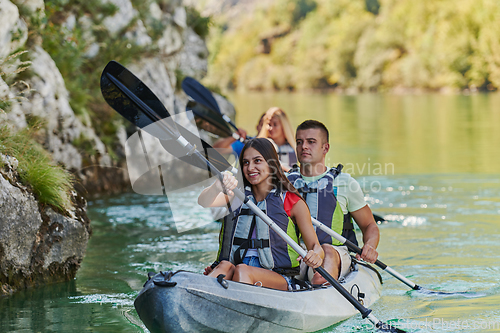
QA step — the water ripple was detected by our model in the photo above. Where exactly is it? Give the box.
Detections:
[68,293,135,306]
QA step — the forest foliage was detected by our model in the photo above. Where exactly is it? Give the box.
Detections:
[204,0,500,92]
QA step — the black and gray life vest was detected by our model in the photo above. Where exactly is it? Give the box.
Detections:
[222,188,301,274]
[287,164,359,246]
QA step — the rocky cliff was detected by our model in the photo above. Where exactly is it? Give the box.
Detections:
[0,153,91,295]
[1,0,216,195]
[0,0,233,295]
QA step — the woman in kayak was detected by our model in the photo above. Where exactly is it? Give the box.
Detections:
[257,107,297,171]
[198,138,323,291]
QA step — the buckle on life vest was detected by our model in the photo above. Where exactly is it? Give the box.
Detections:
[301,186,318,193]
[233,238,269,249]
[249,239,269,249]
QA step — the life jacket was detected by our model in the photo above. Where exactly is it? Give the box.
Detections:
[215,210,236,263]
[287,164,359,246]
[228,187,301,275]
[277,143,297,168]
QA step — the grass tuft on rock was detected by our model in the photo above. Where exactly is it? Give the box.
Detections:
[0,125,74,211]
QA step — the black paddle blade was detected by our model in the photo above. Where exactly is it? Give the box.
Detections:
[100,60,233,174]
[186,100,233,138]
[182,76,221,114]
[101,61,170,128]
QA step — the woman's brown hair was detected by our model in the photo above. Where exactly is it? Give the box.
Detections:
[239,138,304,202]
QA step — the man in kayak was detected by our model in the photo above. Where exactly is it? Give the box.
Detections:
[287,120,380,284]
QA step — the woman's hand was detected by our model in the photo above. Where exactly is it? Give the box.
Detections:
[198,171,238,207]
[299,249,323,269]
[236,128,247,140]
[263,109,274,124]
[257,109,274,138]
[215,171,238,197]
[203,265,213,275]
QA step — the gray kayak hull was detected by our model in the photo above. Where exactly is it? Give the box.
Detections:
[134,263,382,332]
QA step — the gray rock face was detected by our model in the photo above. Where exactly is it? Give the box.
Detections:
[42,208,90,270]
[0,169,41,270]
[176,27,209,79]
[0,0,28,59]
[158,23,184,55]
[0,157,91,295]
[16,46,110,172]
[10,0,44,14]
[0,0,28,133]
[188,0,272,22]
[0,0,216,197]
[123,57,214,193]
[102,0,136,35]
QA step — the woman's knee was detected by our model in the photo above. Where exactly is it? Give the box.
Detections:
[209,260,235,278]
[220,261,236,275]
[218,260,235,270]
[233,264,253,281]
[234,263,249,274]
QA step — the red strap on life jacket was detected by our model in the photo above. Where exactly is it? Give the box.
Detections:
[283,192,301,216]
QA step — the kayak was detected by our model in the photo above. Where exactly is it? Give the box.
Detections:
[134,261,382,332]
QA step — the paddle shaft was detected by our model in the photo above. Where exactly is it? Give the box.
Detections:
[311,217,421,290]
[222,113,240,132]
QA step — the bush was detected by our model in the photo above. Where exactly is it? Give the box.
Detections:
[186,6,211,39]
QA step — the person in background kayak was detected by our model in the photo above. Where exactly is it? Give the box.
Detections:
[287,120,380,284]
[258,107,297,171]
[198,138,324,291]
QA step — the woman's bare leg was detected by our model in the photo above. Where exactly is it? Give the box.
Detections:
[232,264,288,291]
[208,260,235,280]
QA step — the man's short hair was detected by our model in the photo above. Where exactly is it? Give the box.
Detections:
[296,120,329,143]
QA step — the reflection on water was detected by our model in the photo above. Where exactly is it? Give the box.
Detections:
[1,93,500,333]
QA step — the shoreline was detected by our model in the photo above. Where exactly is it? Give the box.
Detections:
[223,85,499,96]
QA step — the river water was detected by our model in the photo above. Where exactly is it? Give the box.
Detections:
[1,93,499,332]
